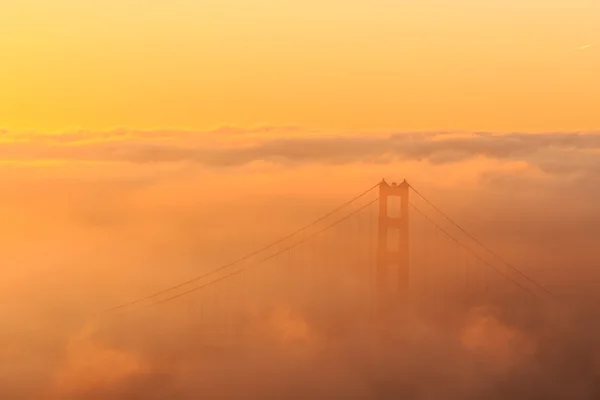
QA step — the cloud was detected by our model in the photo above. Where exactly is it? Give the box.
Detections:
[3,126,600,398]
[48,325,147,399]
[2,128,600,177]
[16,301,600,399]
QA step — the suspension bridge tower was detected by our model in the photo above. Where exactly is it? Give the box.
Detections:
[376,179,410,311]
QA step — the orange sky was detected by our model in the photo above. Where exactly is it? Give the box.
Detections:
[1,0,599,133]
[2,4,600,398]
[1,0,599,323]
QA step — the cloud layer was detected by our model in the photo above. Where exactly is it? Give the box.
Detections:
[2,128,600,174]
[2,127,600,399]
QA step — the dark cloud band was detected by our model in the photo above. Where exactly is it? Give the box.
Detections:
[1,129,600,175]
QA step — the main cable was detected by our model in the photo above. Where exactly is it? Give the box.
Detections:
[110,198,380,316]
[8,188,380,340]
[408,183,557,298]
[410,203,542,300]
[98,182,379,315]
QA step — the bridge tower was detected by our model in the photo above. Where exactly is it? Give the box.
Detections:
[376,179,410,308]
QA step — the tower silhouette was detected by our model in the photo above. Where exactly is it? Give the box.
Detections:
[376,179,410,308]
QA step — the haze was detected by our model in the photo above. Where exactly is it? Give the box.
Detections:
[1,1,600,399]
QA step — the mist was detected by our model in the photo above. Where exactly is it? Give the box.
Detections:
[2,131,600,399]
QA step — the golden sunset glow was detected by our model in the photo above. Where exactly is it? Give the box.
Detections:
[1,1,599,133]
[2,2,600,399]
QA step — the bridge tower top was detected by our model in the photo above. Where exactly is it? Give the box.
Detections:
[376,179,410,307]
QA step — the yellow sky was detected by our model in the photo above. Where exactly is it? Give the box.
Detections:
[3,5,600,396]
[1,0,599,133]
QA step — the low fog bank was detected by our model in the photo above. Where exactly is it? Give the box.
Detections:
[3,296,600,399]
[2,158,600,399]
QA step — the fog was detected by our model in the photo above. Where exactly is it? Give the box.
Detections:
[2,130,600,399]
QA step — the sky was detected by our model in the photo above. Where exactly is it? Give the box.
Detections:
[2,1,600,399]
[1,0,599,132]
